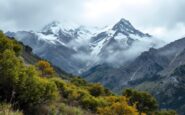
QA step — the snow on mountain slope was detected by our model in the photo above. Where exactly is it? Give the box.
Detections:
[89,18,154,61]
[42,21,79,34]
[40,21,104,50]
[7,18,162,74]
[91,35,109,56]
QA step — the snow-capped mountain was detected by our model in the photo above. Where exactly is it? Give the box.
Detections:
[89,19,151,57]
[6,18,161,74]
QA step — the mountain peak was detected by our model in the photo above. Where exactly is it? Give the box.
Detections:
[47,21,60,27]
[119,18,133,26]
[112,18,134,31]
[41,21,80,35]
[41,21,61,34]
[112,18,150,37]
[43,21,61,29]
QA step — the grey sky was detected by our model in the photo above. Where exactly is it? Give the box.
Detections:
[0,0,185,42]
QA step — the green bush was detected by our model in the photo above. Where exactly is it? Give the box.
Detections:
[16,66,59,107]
[80,95,106,112]
[71,77,88,87]
[88,83,112,97]
[51,78,72,99]
[0,103,23,115]
[88,84,105,97]
[0,50,22,101]
[58,103,84,115]
[0,45,58,114]
[155,110,177,115]
[123,89,158,114]
[97,96,139,115]
[0,31,22,55]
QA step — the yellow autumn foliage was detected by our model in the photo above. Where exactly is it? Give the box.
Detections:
[97,96,140,115]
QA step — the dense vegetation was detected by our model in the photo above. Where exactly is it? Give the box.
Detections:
[0,31,176,115]
[0,103,23,115]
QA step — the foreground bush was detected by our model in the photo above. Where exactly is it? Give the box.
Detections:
[0,34,59,114]
[57,103,85,115]
[97,96,139,115]
[0,103,23,115]
[16,66,59,108]
[123,89,158,114]
[155,110,177,115]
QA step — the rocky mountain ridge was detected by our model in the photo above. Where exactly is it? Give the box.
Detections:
[6,18,158,74]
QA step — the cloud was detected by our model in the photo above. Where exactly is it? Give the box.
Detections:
[102,37,163,65]
[0,0,185,42]
[0,0,84,31]
[71,35,163,68]
[144,23,185,43]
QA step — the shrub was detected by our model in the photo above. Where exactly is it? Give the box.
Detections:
[80,95,106,112]
[58,103,84,115]
[16,66,59,108]
[0,103,23,115]
[88,84,105,97]
[155,110,177,115]
[97,96,139,115]
[123,89,158,114]
[36,60,55,77]
[0,32,22,55]
[71,77,88,87]
[0,50,22,101]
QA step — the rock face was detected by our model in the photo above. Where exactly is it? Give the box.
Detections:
[83,37,185,114]
[7,18,156,74]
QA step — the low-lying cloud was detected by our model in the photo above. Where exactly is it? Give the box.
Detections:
[71,36,163,70]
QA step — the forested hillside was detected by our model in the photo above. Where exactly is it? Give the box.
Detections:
[0,31,175,115]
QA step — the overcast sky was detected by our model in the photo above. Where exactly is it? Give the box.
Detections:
[0,0,185,42]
